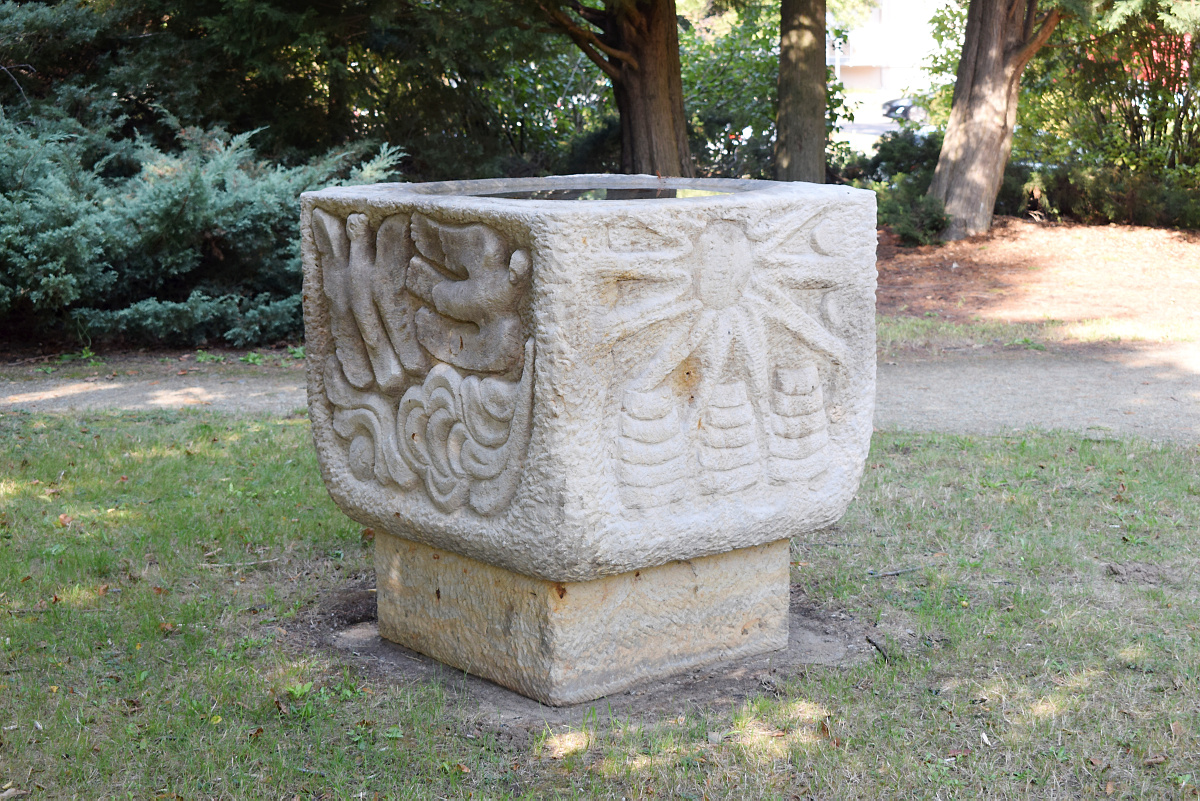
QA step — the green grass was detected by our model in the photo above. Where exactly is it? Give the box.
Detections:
[877,313,1199,355]
[2,411,1198,797]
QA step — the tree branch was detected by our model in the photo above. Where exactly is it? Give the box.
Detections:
[539,3,638,76]
[1010,7,1062,72]
[569,0,608,28]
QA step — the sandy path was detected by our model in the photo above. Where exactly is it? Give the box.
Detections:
[4,343,1198,445]
[875,343,1200,445]
[0,372,307,416]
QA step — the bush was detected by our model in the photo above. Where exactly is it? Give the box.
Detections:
[841,130,949,245]
[877,181,950,246]
[0,110,402,346]
[1042,165,1200,229]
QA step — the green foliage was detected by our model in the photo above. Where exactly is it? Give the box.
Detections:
[680,3,854,178]
[0,110,402,346]
[843,130,949,244]
[0,0,551,176]
[0,0,873,350]
[1010,0,1200,226]
[478,42,619,175]
[878,185,950,245]
[681,4,779,178]
[916,0,968,127]
[919,0,1200,228]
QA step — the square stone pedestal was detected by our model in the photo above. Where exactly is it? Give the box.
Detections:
[375,533,789,706]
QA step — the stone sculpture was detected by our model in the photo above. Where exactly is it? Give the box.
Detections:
[302,175,876,705]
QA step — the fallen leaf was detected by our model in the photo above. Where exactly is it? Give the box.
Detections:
[1089,756,1105,767]
[454,764,470,774]
[948,748,971,759]
[817,719,843,747]
[1172,721,1185,739]
[0,788,31,799]
[249,727,263,738]
[1106,781,1115,795]
[360,528,376,543]
[1143,754,1167,765]
[98,584,109,596]
[159,622,176,635]
[56,514,74,527]
[152,586,168,596]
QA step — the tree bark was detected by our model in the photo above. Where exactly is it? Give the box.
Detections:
[775,0,826,183]
[542,0,694,176]
[326,46,354,146]
[927,0,1061,239]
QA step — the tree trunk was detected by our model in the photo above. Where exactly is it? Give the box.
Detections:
[775,0,826,183]
[543,0,693,176]
[610,1,693,176]
[326,46,354,146]
[927,0,1061,239]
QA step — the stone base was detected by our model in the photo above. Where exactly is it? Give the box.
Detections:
[375,535,790,706]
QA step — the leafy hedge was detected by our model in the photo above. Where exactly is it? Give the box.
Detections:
[0,111,401,346]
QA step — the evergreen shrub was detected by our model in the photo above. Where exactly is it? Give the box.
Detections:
[0,111,401,346]
[842,129,950,245]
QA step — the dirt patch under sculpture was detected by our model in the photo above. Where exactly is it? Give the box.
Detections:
[293,585,878,733]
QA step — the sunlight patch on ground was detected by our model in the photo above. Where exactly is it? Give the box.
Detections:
[543,730,592,759]
[1028,694,1065,720]
[149,387,217,406]
[2,382,120,404]
[0,478,19,502]
[782,698,832,724]
[1061,317,1200,343]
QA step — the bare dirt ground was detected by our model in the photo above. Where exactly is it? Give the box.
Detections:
[873,216,1200,445]
[301,587,873,735]
[876,216,1200,331]
[2,217,1198,444]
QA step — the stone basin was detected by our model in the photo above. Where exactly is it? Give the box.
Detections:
[301,174,877,705]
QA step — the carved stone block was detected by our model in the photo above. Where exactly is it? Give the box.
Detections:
[376,536,789,706]
[301,175,876,703]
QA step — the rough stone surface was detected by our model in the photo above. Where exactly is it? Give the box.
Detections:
[302,174,877,582]
[375,533,790,706]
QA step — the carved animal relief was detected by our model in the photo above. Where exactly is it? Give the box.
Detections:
[312,209,534,516]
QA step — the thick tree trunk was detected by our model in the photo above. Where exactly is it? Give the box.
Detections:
[544,0,693,176]
[775,0,826,183]
[928,0,1060,239]
[610,1,693,176]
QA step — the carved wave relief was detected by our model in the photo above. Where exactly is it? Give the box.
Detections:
[602,212,848,510]
[311,208,533,517]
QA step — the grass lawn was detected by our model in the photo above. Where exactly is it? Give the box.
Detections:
[1,410,1198,798]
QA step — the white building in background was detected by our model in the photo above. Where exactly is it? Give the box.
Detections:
[829,0,947,107]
